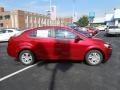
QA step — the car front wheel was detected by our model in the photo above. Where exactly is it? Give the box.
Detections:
[85,50,103,66]
[19,50,35,65]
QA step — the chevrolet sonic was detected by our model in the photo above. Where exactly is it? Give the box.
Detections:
[7,26,112,66]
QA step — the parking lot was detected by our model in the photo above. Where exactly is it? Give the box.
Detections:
[0,31,120,90]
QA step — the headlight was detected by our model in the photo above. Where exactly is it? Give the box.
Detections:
[104,43,110,48]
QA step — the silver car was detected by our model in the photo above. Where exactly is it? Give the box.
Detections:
[106,26,120,35]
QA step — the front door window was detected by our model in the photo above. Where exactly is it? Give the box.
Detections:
[55,29,76,39]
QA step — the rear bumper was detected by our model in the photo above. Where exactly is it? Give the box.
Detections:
[7,37,17,58]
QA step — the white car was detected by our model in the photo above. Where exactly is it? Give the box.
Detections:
[0,28,20,42]
[96,25,107,31]
[106,26,120,35]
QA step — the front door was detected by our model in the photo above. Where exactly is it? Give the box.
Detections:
[53,28,84,60]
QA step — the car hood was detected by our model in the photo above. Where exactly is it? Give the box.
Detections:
[90,38,106,44]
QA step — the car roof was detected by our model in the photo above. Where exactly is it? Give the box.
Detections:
[24,26,88,38]
[28,26,74,31]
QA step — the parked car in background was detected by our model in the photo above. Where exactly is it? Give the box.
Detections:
[85,27,98,35]
[82,27,98,36]
[67,24,92,37]
[105,26,120,36]
[96,25,107,31]
[70,26,92,37]
[67,23,98,36]
[67,23,78,28]
[7,26,112,66]
[0,28,20,42]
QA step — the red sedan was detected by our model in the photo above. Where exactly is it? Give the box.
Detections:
[84,27,98,36]
[7,26,112,66]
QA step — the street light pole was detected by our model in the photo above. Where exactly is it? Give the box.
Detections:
[49,0,52,25]
[50,0,51,11]
[73,0,76,23]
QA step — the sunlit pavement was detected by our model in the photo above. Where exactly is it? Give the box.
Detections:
[0,31,120,90]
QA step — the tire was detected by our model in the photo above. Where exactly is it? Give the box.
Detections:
[19,50,35,65]
[85,50,103,66]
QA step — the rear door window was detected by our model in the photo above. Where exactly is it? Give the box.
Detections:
[30,29,52,38]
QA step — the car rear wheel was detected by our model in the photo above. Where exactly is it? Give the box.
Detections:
[85,50,103,66]
[19,50,35,65]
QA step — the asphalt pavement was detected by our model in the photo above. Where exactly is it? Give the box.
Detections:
[0,31,120,90]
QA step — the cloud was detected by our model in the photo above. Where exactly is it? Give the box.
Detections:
[57,11,72,17]
[41,0,49,1]
[0,2,5,7]
[0,0,8,6]
[29,1,38,5]
[18,4,49,14]
[29,0,49,4]
[24,6,49,13]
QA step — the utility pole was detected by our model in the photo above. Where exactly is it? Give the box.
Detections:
[73,0,77,23]
[50,0,52,12]
[49,0,52,25]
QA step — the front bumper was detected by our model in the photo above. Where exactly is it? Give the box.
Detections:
[104,47,112,61]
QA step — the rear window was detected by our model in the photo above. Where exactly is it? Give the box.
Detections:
[30,29,51,38]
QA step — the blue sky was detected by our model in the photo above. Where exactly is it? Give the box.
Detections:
[0,0,120,17]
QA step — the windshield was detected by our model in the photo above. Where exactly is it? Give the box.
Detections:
[77,30,92,38]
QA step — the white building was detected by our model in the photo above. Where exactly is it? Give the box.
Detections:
[92,17,105,24]
[113,9,120,26]
[92,8,120,26]
[105,13,114,26]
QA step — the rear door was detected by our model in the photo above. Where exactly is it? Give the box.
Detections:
[29,28,55,59]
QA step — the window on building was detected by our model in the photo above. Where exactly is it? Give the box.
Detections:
[4,15,10,20]
[30,17,32,23]
[0,16,3,20]
[118,20,120,23]
[0,23,3,27]
[34,17,37,24]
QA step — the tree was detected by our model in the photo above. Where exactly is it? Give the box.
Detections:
[75,16,89,27]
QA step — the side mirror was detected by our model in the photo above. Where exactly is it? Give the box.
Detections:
[75,35,81,42]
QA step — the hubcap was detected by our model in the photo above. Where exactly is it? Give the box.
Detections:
[88,52,101,65]
[21,53,33,64]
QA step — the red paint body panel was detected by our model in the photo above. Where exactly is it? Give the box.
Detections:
[7,26,112,62]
